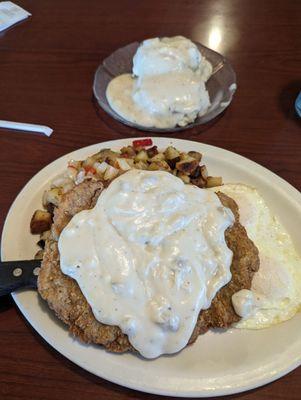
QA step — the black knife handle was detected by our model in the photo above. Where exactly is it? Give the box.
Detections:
[0,260,40,297]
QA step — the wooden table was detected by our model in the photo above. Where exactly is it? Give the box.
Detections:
[0,0,300,399]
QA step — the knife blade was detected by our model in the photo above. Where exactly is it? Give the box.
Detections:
[0,259,41,297]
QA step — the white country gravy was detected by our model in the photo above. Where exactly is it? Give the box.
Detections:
[106,71,211,129]
[58,170,234,358]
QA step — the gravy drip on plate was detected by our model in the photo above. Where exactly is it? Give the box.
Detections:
[59,170,234,358]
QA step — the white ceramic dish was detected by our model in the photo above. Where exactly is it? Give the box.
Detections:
[1,137,301,397]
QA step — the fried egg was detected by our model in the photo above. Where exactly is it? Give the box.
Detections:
[213,184,301,329]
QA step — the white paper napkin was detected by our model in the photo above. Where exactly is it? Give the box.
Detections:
[0,1,31,32]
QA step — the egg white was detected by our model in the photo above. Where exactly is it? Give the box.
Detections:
[213,183,301,329]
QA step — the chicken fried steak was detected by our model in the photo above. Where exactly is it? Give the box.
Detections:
[38,180,259,353]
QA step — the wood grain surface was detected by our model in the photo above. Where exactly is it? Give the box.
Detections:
[0,0,300,399]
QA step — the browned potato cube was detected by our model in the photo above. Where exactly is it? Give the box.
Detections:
[179,152,193,161]
[190,165,201,179]
[42,188,62,207]
[176,159,199,174]
[30,210,52,234]
[134,161,149,170]
[68,160,82,169]
[115,158,132,171]
[105,155,119,166]
[40,230,51,241]
[206,176,223,188]
[134,150,148,162]
[164,146,180,160]
[178,172,190,184]
[148,162,160,171]
[34,250,44,260]
[191,176,207,188]
[200,165,208,179]
[150,153,165,162]
[124,158,135,167]
[167,156,180,169]
[45,203,55,217]
[146,146,159,158]
[120,146,136,157]
[190,165,208,180]
[93,149,110,160]
[133,146,145,153]
[187,151,202,162]
[93,149,119,165]
[104,165,119,180]
[82,156,97,168]
[154,160,171,171]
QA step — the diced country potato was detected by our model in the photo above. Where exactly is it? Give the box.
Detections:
[40,230,51,241]
[134,150,148,162]
[179,153,196,161]
[148,161,170,171]
[92,148,109,160]
[42,188,62,207]
[46,202,55,216]
[94,149,119,165]
[178,172,190,184]
[191,176,207,188]
[66,144,214,193]
[200,165,208,179]
[34,250,44,260]
[187,151,202,162]
[176,158,199,174]
[82,156,97,168]
[206,176,223,188]
[134,161,149,170]
[120,146,136,157]
[146,146,159,158]
[75,169,86,185]
[132,145,145,153]
[164,146,180,160]
[30,210,52,234]
[125,158,135,167]
[68,160,82,169]
[105,154,119,166]
[190,165,201,179]
[94,161,109,174]
[153,160,171,171]
[104,165,119,180]
[37,231,51,249]
[148,162,160,171]
[66,166,78,179]
[190,165,208,180]
[150,153,165,162]
[116,158,131,171]
[166,156,180,169]
[37,239,45,249]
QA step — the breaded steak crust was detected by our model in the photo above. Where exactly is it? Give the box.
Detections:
[38,180,259,353]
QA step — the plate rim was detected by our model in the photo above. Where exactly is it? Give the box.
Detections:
[1,137,301,397]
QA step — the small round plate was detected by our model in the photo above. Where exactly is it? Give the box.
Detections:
[93,41,237,132]
[2,138,301,397]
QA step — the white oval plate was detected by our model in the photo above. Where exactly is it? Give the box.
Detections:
[1,137,301,397]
